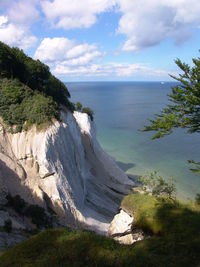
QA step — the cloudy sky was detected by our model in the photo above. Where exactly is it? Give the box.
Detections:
[0,0,200,81]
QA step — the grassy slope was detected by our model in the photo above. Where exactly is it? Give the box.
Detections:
[1,194,200,267]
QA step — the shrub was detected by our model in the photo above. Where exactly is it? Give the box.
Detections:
[82,107,94,121]
[6,194,52,229]
[0,41,71,107]
[6,194,26,214]
[75,102,82,111]
[0,41,74,130]
[0,79,60,131]
[139,171,176,200]
[24,205,51,228]
[195,193,200,205]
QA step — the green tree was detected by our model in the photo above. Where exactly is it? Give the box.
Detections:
[0,41,72,109]
[139,171,176,200]
[143,56,200,139]
[82,107,94,121]
[143,53,200,177]
[75,102,83,111]
[0,41,75,131]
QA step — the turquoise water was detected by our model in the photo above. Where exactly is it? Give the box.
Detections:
[67,82,200,200]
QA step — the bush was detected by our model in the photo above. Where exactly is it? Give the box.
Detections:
[139,171,176,200]
[0,79,60,131]
[75,102,82,111]
[24,205,51,228]
[6,194,52,228]
[0,42,71,107]
[6,194,26,214]
[3,219,12,233]
[82,107,94,121]
[0,41,74,130]
[195,193,200,205]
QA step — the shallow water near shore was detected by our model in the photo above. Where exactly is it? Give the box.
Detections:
[68,81,200,200]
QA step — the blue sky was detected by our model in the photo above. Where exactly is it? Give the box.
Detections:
[0,0,200,81]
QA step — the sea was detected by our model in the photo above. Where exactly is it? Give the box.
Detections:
[67,81,200,201]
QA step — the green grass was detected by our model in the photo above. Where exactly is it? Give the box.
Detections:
[1,194,200,267]
[121,193,162,234]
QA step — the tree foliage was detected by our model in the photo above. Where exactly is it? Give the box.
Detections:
[82,107,94,121]
[74,101,94,121]
[139,171,176,200]
[143,56,200,139]
[75,102,83,111]
[0,78,59,131]
[6,194,52,228]
[0,41,72,107]
[0,41,74,131]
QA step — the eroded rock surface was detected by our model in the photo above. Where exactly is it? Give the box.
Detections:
[108,209,145,245]
[0,111,134,234]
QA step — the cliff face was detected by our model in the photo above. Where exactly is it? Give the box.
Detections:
[0,111,134,234]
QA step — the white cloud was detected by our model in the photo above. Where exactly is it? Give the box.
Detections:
[34,37,75,62]
[2,0,200,54]
[34,37,103,66]
[0,1,39,49]
[0,16,37,49]
[40,0,200,51]
[0,0,40,25]
[53,61,170,79]
[117,0,200,51]
[34,37,170,80]
[41,0,116,29]
[7,0,39,25]
[0,16,8,26]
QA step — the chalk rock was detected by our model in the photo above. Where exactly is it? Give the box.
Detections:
[0,110,134,234]
[108,209,133,236]
[108,209,144,245]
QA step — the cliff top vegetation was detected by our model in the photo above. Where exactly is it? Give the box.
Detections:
[0,41,74,132]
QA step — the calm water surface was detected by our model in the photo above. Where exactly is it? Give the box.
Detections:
[67,82,200,200]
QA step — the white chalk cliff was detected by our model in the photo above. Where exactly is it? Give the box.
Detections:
[0,110,134,234]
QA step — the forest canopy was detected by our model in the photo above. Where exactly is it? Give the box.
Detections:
[0,41,74,131]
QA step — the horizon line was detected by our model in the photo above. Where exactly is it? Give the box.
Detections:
[64,80,176,83]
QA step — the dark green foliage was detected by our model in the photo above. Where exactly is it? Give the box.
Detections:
[82,107,94,121]
[143,56,200,139]
[6,194,52,229]
[24,205,51,228]
[195,193,200,205]
[0,78,59,131]
[75,102,83,111]
[0,42,71,107]
[0,41,74,130]
[3,219,12,233]
[74,102,94,120]
[6,194,25,214]
[139,171,176,200]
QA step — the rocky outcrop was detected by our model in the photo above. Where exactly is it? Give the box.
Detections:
[0,110,134,234]
[108,209,145,245]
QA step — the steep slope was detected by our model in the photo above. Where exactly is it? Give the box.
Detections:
[0,41,134,235]
[0,110,134,234]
